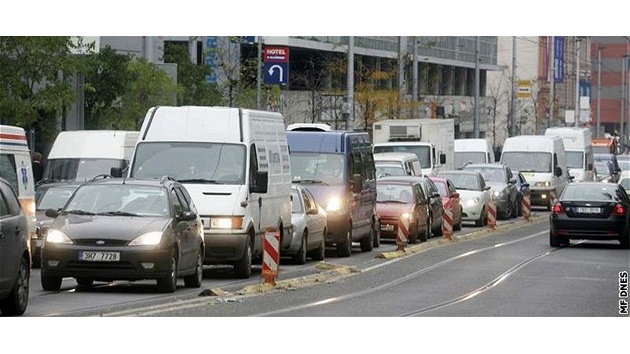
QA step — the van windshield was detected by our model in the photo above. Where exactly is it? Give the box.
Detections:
[501,152,551,173]
[565,151,584,169]
[44,158,127,181]
[131,142,246,185]
[454,152,486,169]
[373,145,431,169]
[290,153,345,186]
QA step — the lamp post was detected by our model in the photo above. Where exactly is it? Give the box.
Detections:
[597,46,605,137]
[574,37,581,128]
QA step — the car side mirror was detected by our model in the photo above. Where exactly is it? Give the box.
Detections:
[178,210,197,221]
[45,209,60,218]
[509,177,516,184]
[483,185,491,191]
[521,182,529,189]
[350,174,362,193]
[452,192,460,198]
[439,153,446,165]
[110,167,123,178]
[554,166,563,177]
[307,207,318,215]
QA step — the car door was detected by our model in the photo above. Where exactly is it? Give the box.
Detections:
[413,183,429,228]
[426,178,443,227]
[171,187,196,271]
[0,180,27,292]
[302,188,326,247]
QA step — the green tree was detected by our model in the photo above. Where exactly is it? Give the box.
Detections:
[0,36,88,147]
[163,40,222,106]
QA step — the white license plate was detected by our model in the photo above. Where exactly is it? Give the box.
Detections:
[380,224,395,231]
[575,207,600,213]
[79,251,120,262]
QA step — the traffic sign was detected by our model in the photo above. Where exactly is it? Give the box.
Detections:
[263,46,289,85]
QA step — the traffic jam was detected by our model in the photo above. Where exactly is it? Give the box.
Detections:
[1,112,629,317]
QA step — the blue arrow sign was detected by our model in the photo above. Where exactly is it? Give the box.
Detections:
[263,62,288,85]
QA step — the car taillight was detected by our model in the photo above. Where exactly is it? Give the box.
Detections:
[612,204,625,216]
[552,202,564,214]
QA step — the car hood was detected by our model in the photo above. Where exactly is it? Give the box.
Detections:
[51,215,170,241]
[376,202,413,218]
[486,181,508,192]
[183,184,245,216]
[456,189,485,201]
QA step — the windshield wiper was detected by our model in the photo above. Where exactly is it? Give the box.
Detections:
[98,211,140,217]
[292,179,329,185]
[379,200,407,203]
[177,178,221,184]
[64,210,96,216]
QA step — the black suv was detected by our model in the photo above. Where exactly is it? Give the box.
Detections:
[40,176,204,293]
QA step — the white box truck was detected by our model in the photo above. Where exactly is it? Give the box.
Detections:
[129,106,292,279]
[372,119,454,176]
[42,130,139,182]
[544,127,594,182]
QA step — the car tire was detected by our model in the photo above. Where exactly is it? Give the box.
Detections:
[75,278,94,287]
[408,225,418,244]
[419,218,429,242]
[549,231,561,247]
[619,232,630,249]
[426,217,433,239]
[360,225,374,252]
[502,201,512,220]
[41,272,62,291]
[309,232,326,261]
[184,248,204,288]
[434,216,443,236]
[336,227,352,257]
[293,231,307,265]
[372,222,381,248]
[234,242,253,279]
[475,207,486,227]
[0,256,29,316]
[454,211,462,231]
[157,249,177,293]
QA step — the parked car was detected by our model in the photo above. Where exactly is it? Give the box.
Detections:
[436,170,492,227]
[0,177,30,316]
[376,177,431,243]
[549,182,629,248]
[33,181,82,267]
[593,153,621,183]
[463,163,519,219]
[40,177,205,293]
[288,185,327,264]
[374,152,422,179]
[429,176,463,231]
[513,171,531,216]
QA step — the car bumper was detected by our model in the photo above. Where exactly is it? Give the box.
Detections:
[203,231,249,263]
[325,212,350,245]
[461,202,484,221]
[378,217,416,240]
[530,187,556,206]
[550,215,627,240]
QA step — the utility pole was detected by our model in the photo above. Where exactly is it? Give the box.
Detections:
[548,36,554,129]
[256,37,262,110]
[398,36,405,120]
[597,46,604,137]
[510,36,517,137]
[412,36,418,119]
[346,36,354,130]
[474,36,480,138]
[574,37,581,128]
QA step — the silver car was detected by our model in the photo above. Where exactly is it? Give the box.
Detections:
[288,185,327,264]
[463,163,519,220]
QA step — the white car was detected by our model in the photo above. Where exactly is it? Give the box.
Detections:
[436,170,493,227]
[618,170,630,193]
[288,185,327,264]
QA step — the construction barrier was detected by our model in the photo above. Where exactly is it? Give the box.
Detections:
[487,200,497,230]
[262,228,280,285]
[442,202,453,241]
[397,217,409,252]
[522,194,531,221]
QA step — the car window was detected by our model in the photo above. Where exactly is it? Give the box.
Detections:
[415,184,426,202]
[0,180,21,215]
[0,189,9,217]
[447,180,457,195]
[561,184,620,201]
[291,189,302,213]
[171,189,183,215]
[174,187,191,212]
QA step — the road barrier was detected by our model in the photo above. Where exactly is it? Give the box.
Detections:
[397,217,409,252]
[522,194,531,221]
[487,200,497,230]
[442,202,453,241]
[262,228,280,285]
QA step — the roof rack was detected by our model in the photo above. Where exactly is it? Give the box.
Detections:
[159,175,176,184]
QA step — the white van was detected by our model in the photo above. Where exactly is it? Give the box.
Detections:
[0,125,36,260]
[43,130,139,181]
[500,135,568,210]
[454,138,494,169]
[544,127,594,182]
[129,106,292,279]
[374,152,422,178]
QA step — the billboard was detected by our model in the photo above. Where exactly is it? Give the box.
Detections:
[554,37,564,83]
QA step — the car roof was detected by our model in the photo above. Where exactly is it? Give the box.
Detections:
[438,170,480,176]
[377,176,423,184]
[463,163,504,169]
[373,152,419,161]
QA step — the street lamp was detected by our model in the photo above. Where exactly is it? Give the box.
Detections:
[597,46,605,138]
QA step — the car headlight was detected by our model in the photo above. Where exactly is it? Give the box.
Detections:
[400,212,414,222]
[534,181,551,187]
[210,217,244,229]
[466,197,480,206]
[493,190,500,197]
[46,229,73,244]
[130,231,163,246]
[326,196,344,212]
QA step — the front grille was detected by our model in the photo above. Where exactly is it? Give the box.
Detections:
[65,260,136,270]
[73,239,128,246]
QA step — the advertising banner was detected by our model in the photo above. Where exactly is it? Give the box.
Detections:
[554,37,564,83]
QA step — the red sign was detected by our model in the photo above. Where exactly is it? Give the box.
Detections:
[264,46,289,63]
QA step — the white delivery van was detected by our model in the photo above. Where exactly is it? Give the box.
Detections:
[129,106,292,279]
[454,138,494,169]
[374,152,422,178]
[42,130,139,182]
[500,135,568,210]
[544,127,594,182]
[0,125,36,261]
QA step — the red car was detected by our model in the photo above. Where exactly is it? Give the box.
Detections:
[376,178,431,243]
[429,176,463,231]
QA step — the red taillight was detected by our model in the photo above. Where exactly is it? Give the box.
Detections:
[612,204,625,216]
[552,202,564,214]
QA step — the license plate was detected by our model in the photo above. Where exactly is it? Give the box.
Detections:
[380,224,395,232]
[79,251,120,262]
[575,207,600,213]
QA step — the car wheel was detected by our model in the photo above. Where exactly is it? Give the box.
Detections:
[360,225,374,252]
[0,256,29,316]
[419,218,429,242]
[41,272,62,291]
[426,217,433,239]
[75,278,94,287]
[619,232,629,249]
[293,231,307,265]
[454,211,462,231]
[234,242,253,279]
[408,224,418,244]
[157,249,177,293]
[502,201,512,220]
[549,231,561,247]
[475,207,486,227]
[434,216,443,236]
[309,231,326,261]
[372,222,381,248]
[336,227,352,257]
[184,248,204,288]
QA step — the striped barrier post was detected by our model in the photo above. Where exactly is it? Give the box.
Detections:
[397,217,409,252]
[442,202,453,241]
[262,228,280,285]
[522,194,531,221]
[487,200,497,230]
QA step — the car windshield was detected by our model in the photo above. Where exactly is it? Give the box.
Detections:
[374,145,431,169]
[65,184,169,217]
[44,158,127,182]
[432,180,447,197]
[439,173,480,191]
[35,185,79,210]
[454,152,486,169]
[290,153,345,186]
[377,184,414,203]
[131,142,246,185]
[376,164,406,178]
[465,167,505,183]
[561,184,620,202]
[291,189,303,213]
[501,152,551,173]
[565,151,584,169]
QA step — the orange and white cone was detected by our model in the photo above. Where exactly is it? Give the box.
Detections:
[442,204,453,241]
[522,194,531,221]
[487,200,497,230]
[397,218,409,252]
[262,228,280,285]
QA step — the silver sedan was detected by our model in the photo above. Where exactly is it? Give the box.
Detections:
[287,185,327,264]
